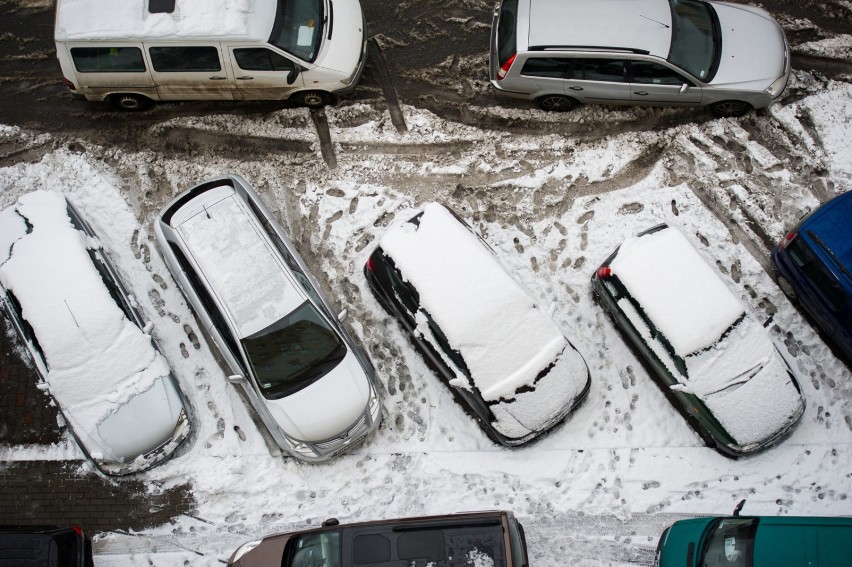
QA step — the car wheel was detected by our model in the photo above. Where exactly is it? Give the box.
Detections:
[537,95,578,112]
[710,100,751,118]
[776,275,797,301]
[110,93,152,111]
[298,90,331,108]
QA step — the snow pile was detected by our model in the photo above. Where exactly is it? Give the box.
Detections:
[0,191,169,460]
[379,203,571,402]
[55,0,271,41]
[610,226,744,357]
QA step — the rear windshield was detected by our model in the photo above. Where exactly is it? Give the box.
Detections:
[269,0,324,63]
[496,0,518,67]
[667,0,721,81]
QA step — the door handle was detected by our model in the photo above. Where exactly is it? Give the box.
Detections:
[208,76,227,81]
[236,76,254,80]
[635,91,648,96]
[568,86,584,91]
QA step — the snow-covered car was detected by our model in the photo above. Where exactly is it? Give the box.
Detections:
[155,174,382,462]
[364,203,591,446]
[490,0,791,117]
[228,510,528,567]
[0,191,192,476]
[592,224,805,456]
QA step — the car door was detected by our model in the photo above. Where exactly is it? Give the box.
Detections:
[627,60,703,106]
[515,56,573,98]
[146,44,235,100]
[563,58,632,104]
[227,46,305,100]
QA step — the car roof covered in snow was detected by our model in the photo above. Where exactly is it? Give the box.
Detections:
[54,0,276,42]
[378,203,569,403]
[168,183,304,338]
[610,224,745,357]
[522,0,672,57]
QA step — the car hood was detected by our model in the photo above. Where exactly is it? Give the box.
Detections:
[265,350,370,442]
[97,375,185,461]
[490,344,589,438]
[710,2,786,88]
[315,0,364,74]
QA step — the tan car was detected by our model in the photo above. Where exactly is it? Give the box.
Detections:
[228,511,528,567]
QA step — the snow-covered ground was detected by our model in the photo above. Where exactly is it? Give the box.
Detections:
[1,77,851,566]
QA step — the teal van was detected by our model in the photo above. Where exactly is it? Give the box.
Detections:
[655,505,851,566]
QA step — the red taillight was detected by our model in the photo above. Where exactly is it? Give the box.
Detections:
[62,77,76,91]
[596,266,611,279]
[366,256,374,272]
[71,525,83,536]
[496,54,516,80]
[779,231,797,249]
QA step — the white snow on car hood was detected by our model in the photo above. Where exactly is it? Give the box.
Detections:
[711,2,786,87]
[0,190,172,461]
[380,203,569,403]
[610,226,744,358]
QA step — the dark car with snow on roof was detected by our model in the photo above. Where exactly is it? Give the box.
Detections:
[770,190,852,367]
[0,525,94,567]
[0,191,192,476]
[592,224,805,457]
[155,174,382,462]
[228,510,528,567]
[364,203,591,446]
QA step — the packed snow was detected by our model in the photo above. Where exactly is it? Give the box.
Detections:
[1,69,851,567]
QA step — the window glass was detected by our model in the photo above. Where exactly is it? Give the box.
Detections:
[668,0,719,80]
[699,517,756,567]
[521,58,571,78]
[288,531,341,567]
[353,534,391,564]
[496,0,518,67]
[149,46,221,72]
[630,61,686,85]
[87,249,135,323]
[398,530,445,561]
[788,239,847,309]
[5,291,47,366]
[242,301,345,398]
[268,0,324,63]
[71,47,146,73]
[575,59,626,82]
[234,48,295,71]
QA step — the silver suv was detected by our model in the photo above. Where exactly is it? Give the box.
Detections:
[155,175,382,462]
[490,0,790,117]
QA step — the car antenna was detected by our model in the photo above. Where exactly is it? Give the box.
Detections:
[202,204,211,219]
[64,300,80,328]
[640,14,670,28]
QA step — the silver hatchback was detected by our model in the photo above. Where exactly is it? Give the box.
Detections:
[490,0,790,117]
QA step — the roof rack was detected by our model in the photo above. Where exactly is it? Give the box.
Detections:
[529,45,651,55]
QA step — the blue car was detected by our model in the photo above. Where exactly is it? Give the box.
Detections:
[770,191,852,365]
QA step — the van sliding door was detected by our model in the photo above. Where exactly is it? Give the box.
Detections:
[146,43,235,100]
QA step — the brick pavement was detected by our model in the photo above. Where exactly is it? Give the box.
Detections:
[0,330,196,532]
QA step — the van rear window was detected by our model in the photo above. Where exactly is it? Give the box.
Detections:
[70,47,146,73]
[149,46,221,72]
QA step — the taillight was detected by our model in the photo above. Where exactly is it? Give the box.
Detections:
[779,231,797,249]
[62,77,76,91]
[366,256,374,272]
[496,54,516,80]
[71,525,84,536]
[596,266,611,279]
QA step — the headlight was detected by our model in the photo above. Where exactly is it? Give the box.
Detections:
[765,75,787,98]
[231,539,262,563]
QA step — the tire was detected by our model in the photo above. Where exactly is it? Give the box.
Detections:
[110,93,152,111]
[298,90,330,108]
[776,274,797,301]
[537,94,578,112]
[710,100,751,118]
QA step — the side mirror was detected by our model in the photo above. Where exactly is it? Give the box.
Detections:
[733,499,746,516]
[679,83,689,95]
[36,382,50,392]
[286,67,301,85]
[227,374,245,384]
[337,308,348,322]
[763,315,774,328]
[322,518,340,527]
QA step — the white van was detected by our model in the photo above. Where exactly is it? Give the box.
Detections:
[54,0,367,110]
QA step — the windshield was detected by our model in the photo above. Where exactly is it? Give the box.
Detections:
[286,531,341,567]
[699,517,757,567]
[667,0,720,81]
[268,0,324,63]
[242,300,345,399]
